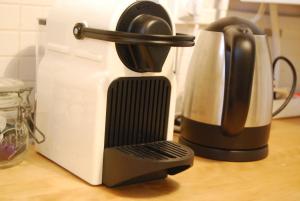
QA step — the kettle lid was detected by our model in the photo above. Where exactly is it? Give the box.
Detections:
[206,17,264,35]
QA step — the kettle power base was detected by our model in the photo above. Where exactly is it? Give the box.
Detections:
[179,137,268,162]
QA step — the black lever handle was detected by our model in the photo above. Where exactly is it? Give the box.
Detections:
[73,23,195,47]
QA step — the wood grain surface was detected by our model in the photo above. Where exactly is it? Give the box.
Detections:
[0,118,299,201]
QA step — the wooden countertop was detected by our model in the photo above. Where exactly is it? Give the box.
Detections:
[1,118,300,201]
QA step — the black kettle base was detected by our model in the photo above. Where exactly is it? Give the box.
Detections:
[179,137,268,162]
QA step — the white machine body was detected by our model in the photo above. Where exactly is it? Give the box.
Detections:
[36,0,177,185]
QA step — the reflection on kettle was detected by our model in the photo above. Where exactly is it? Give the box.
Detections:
[180,17,297,162]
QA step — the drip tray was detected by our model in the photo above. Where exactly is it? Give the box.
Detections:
[103,141,194,187]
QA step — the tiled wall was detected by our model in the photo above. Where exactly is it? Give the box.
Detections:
[0,0,54,87]
[0,0,299,93]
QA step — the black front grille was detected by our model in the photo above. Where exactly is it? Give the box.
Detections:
[105,77,171,148]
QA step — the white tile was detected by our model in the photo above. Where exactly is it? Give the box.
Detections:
[19,56,36,81]
[0,31,19,56]
[20,31,37,56]
[20,5,49,30]
[0,4,20,29]
[0,0,54,5]
[0,57,19,78]
[0,0,21,3]
[21,0,55,6]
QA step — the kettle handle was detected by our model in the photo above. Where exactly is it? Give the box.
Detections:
[221,25,256,136]
[272,56,298,117]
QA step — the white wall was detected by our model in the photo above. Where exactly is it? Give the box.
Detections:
[227,10,300,92]
[0,0,54,87]
[176,10,300,92]
[0,0,299,93]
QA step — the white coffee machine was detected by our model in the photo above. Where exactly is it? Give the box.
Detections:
[35,0,194,187]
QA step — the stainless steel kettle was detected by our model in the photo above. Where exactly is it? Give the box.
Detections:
[180,17,297,162]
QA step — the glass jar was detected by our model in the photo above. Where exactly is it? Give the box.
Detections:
[0,78,45,168]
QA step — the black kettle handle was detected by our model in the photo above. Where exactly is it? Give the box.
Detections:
[272,56,298,117]
[221,25,256,136]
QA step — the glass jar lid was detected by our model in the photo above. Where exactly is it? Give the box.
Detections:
[0,78,25,92]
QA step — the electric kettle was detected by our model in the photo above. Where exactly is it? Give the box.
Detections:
[180,17,297,162]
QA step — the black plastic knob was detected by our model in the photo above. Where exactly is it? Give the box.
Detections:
[127,14,172,72]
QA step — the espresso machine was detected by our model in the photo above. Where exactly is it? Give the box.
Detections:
[35,0,195,187]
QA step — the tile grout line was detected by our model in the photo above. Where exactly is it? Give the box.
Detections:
[18,3,21,79]
[0,2,53,81]
[0,2,52,7]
